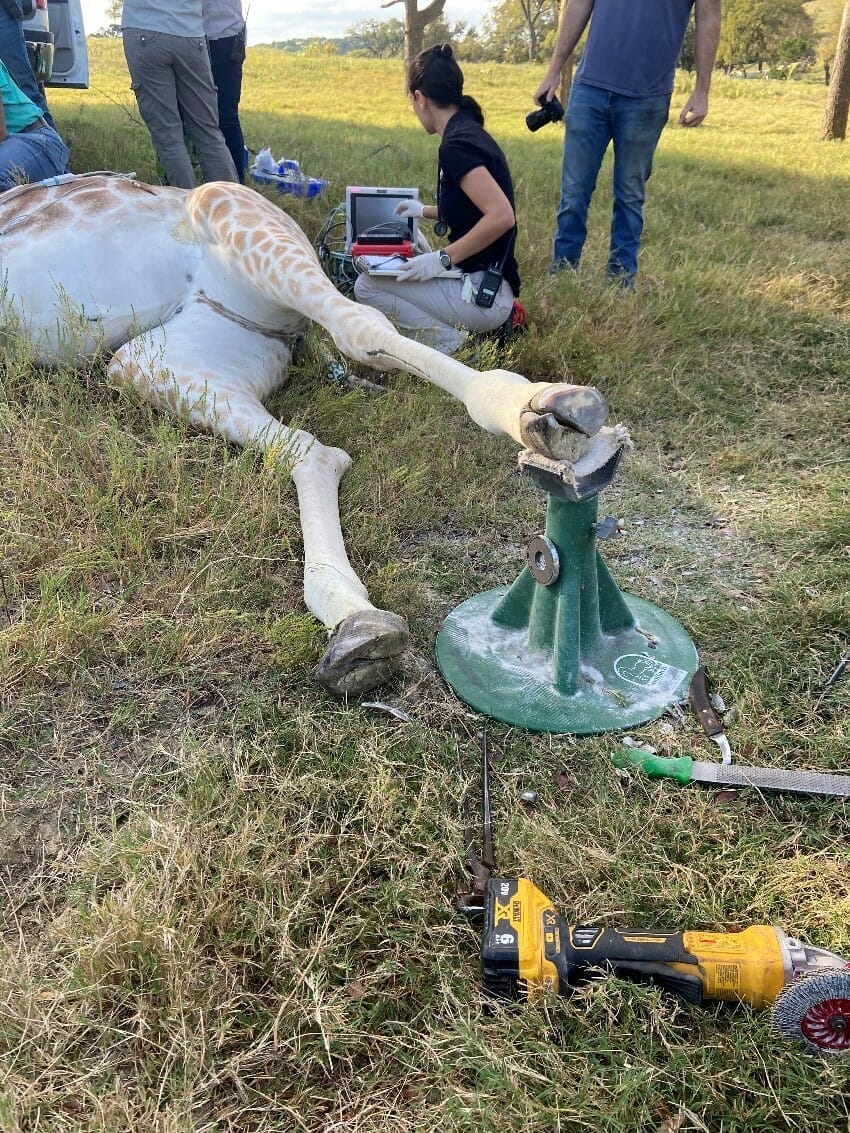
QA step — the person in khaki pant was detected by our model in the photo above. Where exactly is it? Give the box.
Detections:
[122,0,237,189]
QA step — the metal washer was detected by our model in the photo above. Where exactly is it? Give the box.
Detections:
[527,534,560,586]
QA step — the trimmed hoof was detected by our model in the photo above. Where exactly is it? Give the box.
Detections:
[315,609,409,698]
[519,385,609,462]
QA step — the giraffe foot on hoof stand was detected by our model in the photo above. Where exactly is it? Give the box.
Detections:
[314,610,410,698]
[519,385,610,462]
[0,178,622,701]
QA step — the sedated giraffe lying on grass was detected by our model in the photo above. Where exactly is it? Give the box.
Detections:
[0,175,612,695]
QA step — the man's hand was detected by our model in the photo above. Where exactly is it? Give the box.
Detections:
[679,91,709,127]
[533,74,561,106]
[395,250,447,282]
[394,199,425,219]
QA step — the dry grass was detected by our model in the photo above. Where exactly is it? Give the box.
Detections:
[0,43,847,1132]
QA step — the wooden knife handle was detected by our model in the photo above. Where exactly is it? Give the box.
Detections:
[689,665,725,737]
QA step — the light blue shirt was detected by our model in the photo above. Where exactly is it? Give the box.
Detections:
[202,0,244,40]
[121,0,204,38]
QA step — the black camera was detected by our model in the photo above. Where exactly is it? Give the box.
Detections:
[526,95,565,132]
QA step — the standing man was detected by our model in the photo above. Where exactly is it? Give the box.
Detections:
[534,0,721,287]
[203,0,247,183]
[122,0,237,189]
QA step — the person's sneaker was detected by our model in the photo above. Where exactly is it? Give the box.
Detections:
[606,270,635,292]
[488,300,528,349]
[459,302,529,365]
[549,259,579,276]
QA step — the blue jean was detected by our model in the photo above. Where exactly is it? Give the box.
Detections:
[207,32,246,183]
[0,122,69,190]
[553,82,670,281]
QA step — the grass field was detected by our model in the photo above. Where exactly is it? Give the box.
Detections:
[0,40,848,1131]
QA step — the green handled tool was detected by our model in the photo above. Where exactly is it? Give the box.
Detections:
[614,748,850,798]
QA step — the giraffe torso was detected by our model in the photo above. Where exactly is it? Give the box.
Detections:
[0,177,318,365]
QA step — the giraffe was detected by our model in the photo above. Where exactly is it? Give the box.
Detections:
[0,175,615,696]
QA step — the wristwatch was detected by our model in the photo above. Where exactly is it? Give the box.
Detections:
[439,250,453,270]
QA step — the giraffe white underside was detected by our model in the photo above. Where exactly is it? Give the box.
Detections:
[0,176,613,695]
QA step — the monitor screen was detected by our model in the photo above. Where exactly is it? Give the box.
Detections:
[345,187,419,248]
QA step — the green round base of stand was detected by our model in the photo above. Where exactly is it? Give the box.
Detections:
[436,586,698,735]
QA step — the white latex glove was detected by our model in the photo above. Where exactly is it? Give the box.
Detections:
[393,199,425,219]
[395,250,446,282]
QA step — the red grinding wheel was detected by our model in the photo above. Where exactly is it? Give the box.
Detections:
[800,995,850,1052]
[772,969,850,1055]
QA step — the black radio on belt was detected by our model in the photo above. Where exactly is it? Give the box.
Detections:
[474,268,504,309]
[474,226,516,309]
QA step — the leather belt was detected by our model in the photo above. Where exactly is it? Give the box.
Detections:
[19,117,46,134]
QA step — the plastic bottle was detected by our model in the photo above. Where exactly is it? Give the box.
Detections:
[37,172,76,187]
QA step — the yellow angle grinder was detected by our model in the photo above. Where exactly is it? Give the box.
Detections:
[458,735,850,1055]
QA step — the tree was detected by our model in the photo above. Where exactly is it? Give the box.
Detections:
[423,17,475,51]
[482,0,559,62]
[717,0,813,72]
[89,0,121,37]
[90,22,122,37]
[679,15,696,72]
[517,0,559,61]
[346,17,405,58]
[300,39,339,57]
[382,0,447,73]
[822,0,850,138]
[345,14,478,62]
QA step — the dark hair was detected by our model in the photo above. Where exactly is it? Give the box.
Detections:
[407,43,484,126]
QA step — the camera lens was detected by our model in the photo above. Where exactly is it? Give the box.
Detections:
[526,96,565,133]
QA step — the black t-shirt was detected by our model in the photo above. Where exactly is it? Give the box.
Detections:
[438,109,521,297]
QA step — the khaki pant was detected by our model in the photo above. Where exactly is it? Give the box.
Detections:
[354,269,514,355]
[123,28,238,189]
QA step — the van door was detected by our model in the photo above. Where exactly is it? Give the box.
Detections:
[47,0,88,87]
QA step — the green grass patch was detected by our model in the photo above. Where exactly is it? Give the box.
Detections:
[0,42,847,1132]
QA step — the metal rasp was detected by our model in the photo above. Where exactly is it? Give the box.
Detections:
[614,749,850,798]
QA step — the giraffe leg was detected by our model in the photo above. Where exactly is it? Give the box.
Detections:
[185,185,612,461]
[323,309,613,462]
[107,307,408,696]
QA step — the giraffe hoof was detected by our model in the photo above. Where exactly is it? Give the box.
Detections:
[520,385,609,461]
[315,609,409,698]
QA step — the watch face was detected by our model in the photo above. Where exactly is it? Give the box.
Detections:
[440,252,452,269]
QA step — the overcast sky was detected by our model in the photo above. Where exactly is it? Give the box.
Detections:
[81,0,494,42]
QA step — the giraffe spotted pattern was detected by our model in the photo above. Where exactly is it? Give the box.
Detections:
[0,175,614,695]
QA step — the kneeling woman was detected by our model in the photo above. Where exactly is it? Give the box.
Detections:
[0,61,69,192]
[354,44,520,355]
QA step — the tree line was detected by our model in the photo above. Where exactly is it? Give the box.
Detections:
[89,0,850,141]
[333,0,841,73]
[90,0,841,77]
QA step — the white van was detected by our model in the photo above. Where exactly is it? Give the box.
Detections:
[22,0,88,89]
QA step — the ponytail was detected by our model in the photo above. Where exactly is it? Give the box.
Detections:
[459,93,484,127]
